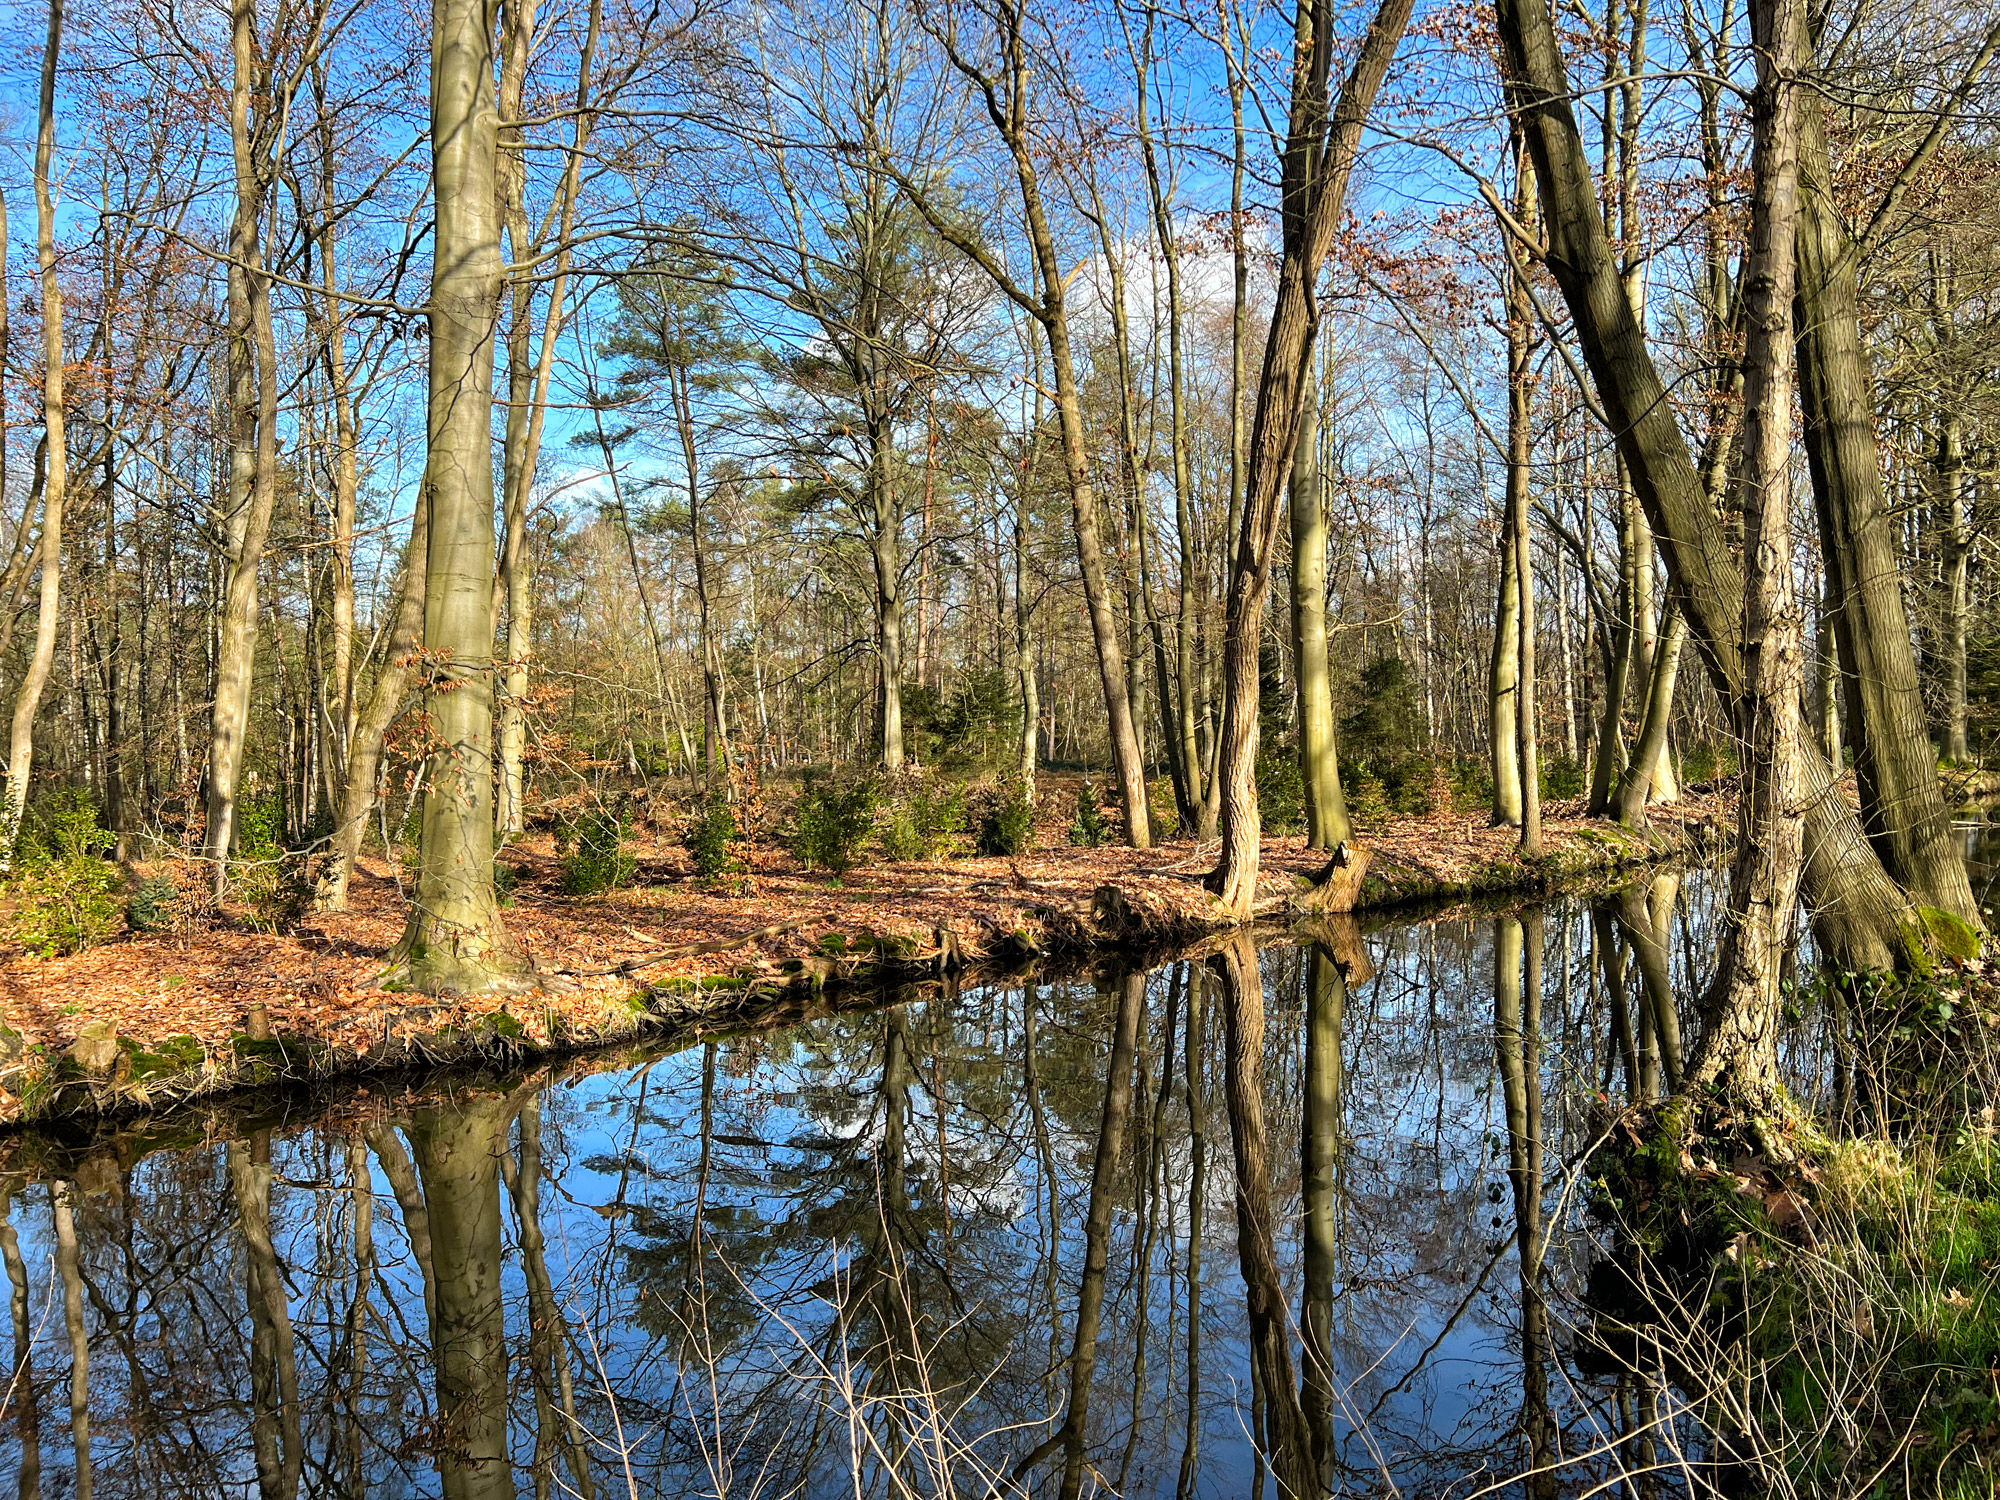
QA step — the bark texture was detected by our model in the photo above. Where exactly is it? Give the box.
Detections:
[1493,0,1930,973]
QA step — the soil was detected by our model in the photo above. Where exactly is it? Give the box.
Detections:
[0,784,1733,1126]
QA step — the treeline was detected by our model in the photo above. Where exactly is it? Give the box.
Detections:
[0,0,1990,1015]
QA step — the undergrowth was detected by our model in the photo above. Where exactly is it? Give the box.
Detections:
[9,788,122,956]
[1584,969,2000,1498]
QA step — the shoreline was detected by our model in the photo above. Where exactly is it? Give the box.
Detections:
[0,791,1730,1130]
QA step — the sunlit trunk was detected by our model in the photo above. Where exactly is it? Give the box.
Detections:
[4,0,68,864]
[1290,360,1348,849]
[206,0,282,889]
[1207,0,1414,915]
[1795,84,1979,928]
[386,0,527,992]
[319,493,427,911]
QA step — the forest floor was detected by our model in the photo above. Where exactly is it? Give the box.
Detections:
[0,783,1734,1126]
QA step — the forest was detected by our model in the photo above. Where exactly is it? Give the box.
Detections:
[0,0,1993,1488]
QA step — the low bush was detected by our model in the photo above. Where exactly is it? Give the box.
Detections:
[974,780,1034,857]
[231,796,313,933]
[687,792,741,877]
[491,861,526,907]
[557,803,638,895]
[1069,782,1109,847]
[125,873,181,933]
[880,773,965,862]
[1343,766,1392,831]
[1256,746,1305,834]
[10,787,122,956]
[1541,751,1586,800]
[795,772,877,872]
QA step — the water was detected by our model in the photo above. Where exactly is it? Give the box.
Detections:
[0,866,1793,1498]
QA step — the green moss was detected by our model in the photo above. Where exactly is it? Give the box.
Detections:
[117,1034,205,1082]
[484,1010,525,1039]
[1921,906,1982,964]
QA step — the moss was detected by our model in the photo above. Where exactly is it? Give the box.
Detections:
[483,1010,526,1039]
[117,1034,205,1082]
[1921,906,1982,964]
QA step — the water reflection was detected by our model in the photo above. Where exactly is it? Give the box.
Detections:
[0,882,1768,1496]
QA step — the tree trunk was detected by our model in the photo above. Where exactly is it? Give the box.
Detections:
[1290,358,1349,848]
[1617,599,1686,827]
[318,492,428,911]
[4,0,68,864]
[1490,504,1522,826]
[206,0,282,890]
[1493,0,1927,973]
[1793,75,1980,929]
[1208,0,1415,916]
[1127,9,1207,830]
[1511,309,1542,856]
[1693,0,1805,1108]
[871,426,905,771]
[1935,412,1970,764]
[1586,486,1634,815]
[385,0,527,993]
[495,0,592,831]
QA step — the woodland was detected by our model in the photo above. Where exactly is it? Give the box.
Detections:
[0,0,1997,1485]
[8,0,1998,1071]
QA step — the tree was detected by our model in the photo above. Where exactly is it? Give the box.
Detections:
[1492,0,1940,973]
[601,237,741,780]
[383,0,528,993]
[4,0,70,866]
[1205,0,1416,916]
[889,0,1154,844]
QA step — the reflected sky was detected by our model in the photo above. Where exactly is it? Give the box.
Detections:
[0,874,1769,1498]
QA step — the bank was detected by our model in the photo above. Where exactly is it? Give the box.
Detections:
[0,788,1733,1127]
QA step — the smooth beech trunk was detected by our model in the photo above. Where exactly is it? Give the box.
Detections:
[1617,600,1686,827]
[318,494,428,911]
[495,0,593,827]
[4,0,67,864]
[1489,516,1522,827]
[1208,0,1414,915]
[206,0,283,889]
[1289,360,1349,848]
[385,0,527,992]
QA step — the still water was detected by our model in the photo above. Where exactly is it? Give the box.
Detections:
[0,866,1813,1497]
